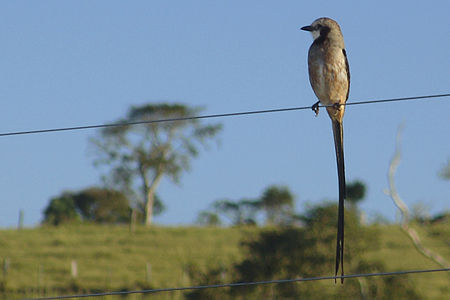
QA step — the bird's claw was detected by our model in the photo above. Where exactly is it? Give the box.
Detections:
[333,103,341,110]
[311,101,320,117]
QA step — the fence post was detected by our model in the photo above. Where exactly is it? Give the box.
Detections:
[2,257,10,289]
[146,262,152,284]
[130,209,137,233]
[71,260,78,279]
[2,258,9,279]
[18,210,24,230]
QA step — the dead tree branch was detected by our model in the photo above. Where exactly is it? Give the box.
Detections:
[385,125,448,268]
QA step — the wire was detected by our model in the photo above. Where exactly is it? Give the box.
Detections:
[30,267,449,300]
[2,93,449,138]
[10,93,449,299]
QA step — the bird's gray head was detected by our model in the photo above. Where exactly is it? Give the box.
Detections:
[301,17,344,45]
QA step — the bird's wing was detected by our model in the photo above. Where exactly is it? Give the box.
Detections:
[342,49,350,101]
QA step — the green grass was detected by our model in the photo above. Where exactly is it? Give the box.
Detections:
[363,223,449,299]
[0,225,255,299]
[0,223,448,299]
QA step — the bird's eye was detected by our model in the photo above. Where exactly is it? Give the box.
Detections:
[316,24,323,29]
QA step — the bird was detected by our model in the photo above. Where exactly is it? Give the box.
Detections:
[301,17,350,283]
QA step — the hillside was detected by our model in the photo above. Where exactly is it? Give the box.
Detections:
[0,224,448,299]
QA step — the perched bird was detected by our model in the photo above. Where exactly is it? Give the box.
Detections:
[301,17,350,283]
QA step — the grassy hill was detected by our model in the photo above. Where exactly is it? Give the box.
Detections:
[0,223,448,299]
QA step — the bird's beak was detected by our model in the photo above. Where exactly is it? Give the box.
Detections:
[301,25,313,31]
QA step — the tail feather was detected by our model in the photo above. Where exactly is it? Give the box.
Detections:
[332,119,345,284]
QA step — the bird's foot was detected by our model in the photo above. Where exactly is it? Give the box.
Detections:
[333,103,342,110]
[311,101,320,116]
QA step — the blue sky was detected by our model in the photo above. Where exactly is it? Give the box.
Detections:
[0,1,449,227]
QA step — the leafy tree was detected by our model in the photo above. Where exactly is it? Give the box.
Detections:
[196,211,221,226]
[186,203,420,299]
[213,199,258,226]
[90,103,222,226]
[71,187,131,223]
[430,211,449,224]
[43,193,79,225]
[258,185,294,225]
[345,180,366,206]
[209,185,296,227]
[43,187,133,225]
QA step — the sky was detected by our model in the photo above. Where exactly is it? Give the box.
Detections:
[0,1,449,227]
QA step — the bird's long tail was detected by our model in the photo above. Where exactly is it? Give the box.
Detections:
[332,119,345,284]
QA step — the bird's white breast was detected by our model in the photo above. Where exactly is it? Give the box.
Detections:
[308,46,348,106]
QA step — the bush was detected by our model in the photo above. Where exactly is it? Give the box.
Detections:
[186,203,420,299]
[43,193,80,225]
[43,187,132,225]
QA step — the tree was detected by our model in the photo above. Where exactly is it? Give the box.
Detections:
[71,187,131,223]
[43,193,79,225]
[345,180,367,206]
[207,185,296,226]
[42,187,132,225]
[213,199,258,226]
[186,203,420,299]
[439,159,450,180]
[91,103,222,226]
[196,211,221,226]
[258,185,294,225]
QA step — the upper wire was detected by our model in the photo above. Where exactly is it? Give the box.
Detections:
[1,93,449,138]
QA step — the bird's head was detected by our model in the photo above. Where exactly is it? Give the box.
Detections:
[301,17,344,44]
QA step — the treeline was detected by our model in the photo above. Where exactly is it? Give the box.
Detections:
[196,181,366,227]
[40,100,449,227]
[42,181,364,226]
[185,203,422,299]
[42,187,163,225]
